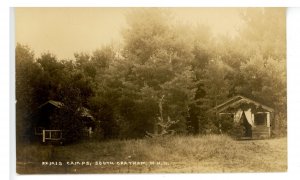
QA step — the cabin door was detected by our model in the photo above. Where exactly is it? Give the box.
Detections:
[241,111,252,137]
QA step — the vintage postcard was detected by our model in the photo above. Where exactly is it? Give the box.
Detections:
[15,7,287,174]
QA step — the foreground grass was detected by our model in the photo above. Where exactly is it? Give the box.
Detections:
[16,135,287,174]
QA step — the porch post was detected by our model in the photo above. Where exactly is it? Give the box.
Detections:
[267,112,270,127]
[42,130,45,143]
[267,112,271,137]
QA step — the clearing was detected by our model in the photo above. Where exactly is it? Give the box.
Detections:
[16,135,287,174]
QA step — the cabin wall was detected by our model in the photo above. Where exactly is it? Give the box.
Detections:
[252,126,271,139]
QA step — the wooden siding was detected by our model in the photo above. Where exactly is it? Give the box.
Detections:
[252,125,271,139]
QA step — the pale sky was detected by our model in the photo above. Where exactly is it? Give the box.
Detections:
[15,8,242,59]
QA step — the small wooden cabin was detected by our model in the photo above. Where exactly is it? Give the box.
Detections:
[209,95,274,139]
[30,100,96,143]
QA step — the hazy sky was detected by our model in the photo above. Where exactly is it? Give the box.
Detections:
[15,8,242,59]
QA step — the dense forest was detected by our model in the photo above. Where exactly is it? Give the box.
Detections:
[16,8,286,143]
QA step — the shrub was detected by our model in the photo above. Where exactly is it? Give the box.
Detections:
[229,122,245,139]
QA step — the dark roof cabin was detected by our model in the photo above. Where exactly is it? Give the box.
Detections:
[31,100,63,135]
[30,100,95,143]
[209,95,274,139]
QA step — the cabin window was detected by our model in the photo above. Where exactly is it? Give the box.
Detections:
[254,113,267,126]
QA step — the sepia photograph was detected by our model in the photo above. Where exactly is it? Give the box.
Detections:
[15,7,287,174]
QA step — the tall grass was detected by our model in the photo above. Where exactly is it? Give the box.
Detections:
[16,135,287,173]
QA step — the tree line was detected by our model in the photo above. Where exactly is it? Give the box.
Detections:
[16,8,286,143]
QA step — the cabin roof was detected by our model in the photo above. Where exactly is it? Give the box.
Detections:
[78,107,95,121]
[209,95,274,113]
[34,100,95,121]
[38,100,63,109]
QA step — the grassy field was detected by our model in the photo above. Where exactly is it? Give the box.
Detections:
[16,135,287,174]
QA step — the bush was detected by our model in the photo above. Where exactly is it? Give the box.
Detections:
[219,114,234,134]
[219,114,244,138]
[229,122,245,139]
